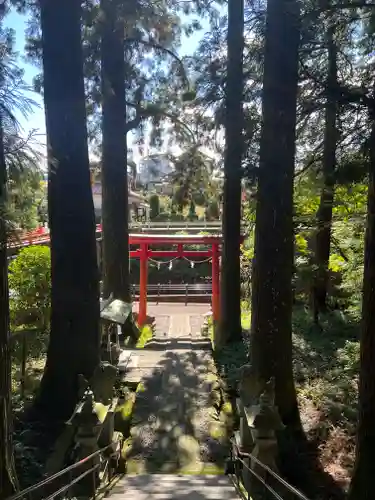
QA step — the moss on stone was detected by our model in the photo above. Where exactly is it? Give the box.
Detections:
[136,382,146,393]
[94,402,109,423]
[222,401,233,416]
[116,397,134,420]
[121,437,133,459]
[180,463,225,475]
[177,434,201,468]
[115,392,135,436]
[209,421,227,441]
[136,325,153,348]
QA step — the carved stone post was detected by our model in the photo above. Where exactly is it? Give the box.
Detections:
[247,378,284,499]
[237,364,264,495]
[70,389,103,498]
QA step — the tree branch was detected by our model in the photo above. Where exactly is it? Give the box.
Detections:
[125,100,197,142]
[124,37,190,89]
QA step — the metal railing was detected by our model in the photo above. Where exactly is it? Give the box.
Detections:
[129,221,222,229]
[227,438,311,500]
[7,443,121,500]
[132,283,211,293]
[131,282,212,304]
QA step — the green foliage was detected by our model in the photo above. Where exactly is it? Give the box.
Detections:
[295,233,308,255]
[6,166,44,231]
[293,308,359,430]
[215,305,360,435]
[188,199,197,220]
[170,148,220,209]
[8,245,51,330]
[182,89,197,102]
[192,191,206,206]
[149,194,160,220]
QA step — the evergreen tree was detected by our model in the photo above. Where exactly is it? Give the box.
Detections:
[100,0,131,303]
[250,0,301,430]
[0,14,32,495]
[219,0,244,345]
[36,0,100,420]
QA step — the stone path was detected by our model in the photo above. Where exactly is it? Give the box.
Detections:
[118,306,208,384]
[110,475,239,500]
[121,306,231,475]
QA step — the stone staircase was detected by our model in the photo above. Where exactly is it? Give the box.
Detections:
[113,308,239,498]
[108,474,239,500]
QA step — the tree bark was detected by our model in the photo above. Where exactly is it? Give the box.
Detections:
[219,0,244,346]
[313,17,337,319]
[348,108,375,500]
[36,0,100,421]
[250,0,301,427]
[101,0,131,304]
[0,107,18,498]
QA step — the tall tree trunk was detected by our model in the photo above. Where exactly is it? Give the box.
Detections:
[348,110,375,500]
[101,0,131,304]
[219,0,244,346]
[0,110,18,498]
[313,18,337,320]
[36,0,100,421]
[250,0,301,428]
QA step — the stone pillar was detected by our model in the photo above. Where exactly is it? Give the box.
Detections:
[138,242,148,326]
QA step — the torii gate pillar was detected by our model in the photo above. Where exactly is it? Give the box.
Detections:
[211,242,220,323]
[138,242,148,326]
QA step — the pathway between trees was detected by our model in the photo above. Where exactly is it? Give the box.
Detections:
[115,305,238,499]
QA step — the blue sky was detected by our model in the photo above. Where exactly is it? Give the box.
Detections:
[5,10,46,143]
[4,8,209,159]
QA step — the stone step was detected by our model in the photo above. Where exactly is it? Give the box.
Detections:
[108,474,239,500]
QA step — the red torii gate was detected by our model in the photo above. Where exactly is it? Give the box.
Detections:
[11,227,245,327]
[129,233,222,326]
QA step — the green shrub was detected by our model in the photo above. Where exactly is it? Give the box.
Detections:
[188,199,198,220]
[9,245,51,331]
[192,191,207,207]
[149,194,160,220]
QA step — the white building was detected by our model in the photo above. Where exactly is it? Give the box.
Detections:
[137,154,173,187]
[91,169,149,222]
